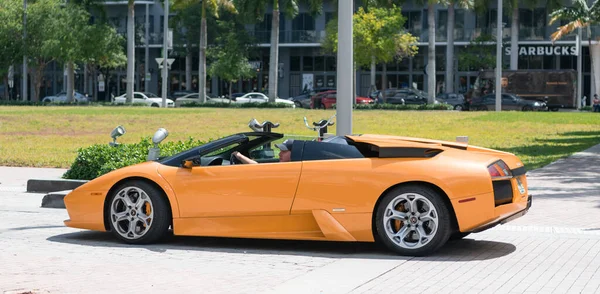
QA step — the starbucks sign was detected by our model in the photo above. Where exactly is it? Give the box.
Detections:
[505,46,578,56]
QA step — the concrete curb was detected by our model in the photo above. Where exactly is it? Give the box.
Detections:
[41,190,70,209]
[27,179,87,193]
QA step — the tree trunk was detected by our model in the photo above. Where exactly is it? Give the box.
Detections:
[92,66,98,102]
[199,3,207,102]
[445,1,455,93]
[510,5,518,70]
[30,62,46,102]
[2,76,7,100]
[427,3,436,103]
[84,62,88,95]
[228,81,232,101]
[370,56,376,92]
[268,0,280,102]
[126,1,135,103]
[186,49,192,91]
[382,63,387,103]
[66,61,75,103]
[589,32,600,97]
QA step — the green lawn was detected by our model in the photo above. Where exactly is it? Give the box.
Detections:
[0,106,599,171]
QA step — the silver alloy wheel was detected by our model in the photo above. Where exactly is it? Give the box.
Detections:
[110,186,154,240]
[383,193,439,249]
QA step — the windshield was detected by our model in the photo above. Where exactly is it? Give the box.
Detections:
[144,92,159,98]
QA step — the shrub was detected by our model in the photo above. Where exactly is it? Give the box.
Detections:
[0,100,147,107]
[63,137,206,180]
[180,102,294,108]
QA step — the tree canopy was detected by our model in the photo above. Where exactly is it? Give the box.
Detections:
[322,5,418,69]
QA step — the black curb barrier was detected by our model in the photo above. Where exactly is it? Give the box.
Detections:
[27,179,88,193]
[41,191,69,209]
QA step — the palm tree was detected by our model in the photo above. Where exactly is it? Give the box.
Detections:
[445,0,473,94]
[236,0,322,102]
[126,0,135,103]
[417,0,443,103]
[549,0,600,96]
[199,1,236,102]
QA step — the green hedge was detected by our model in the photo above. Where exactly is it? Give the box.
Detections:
[63,137,206,180]
[180,102,294,108]
[334,103,454,111]
[0,100,147,107]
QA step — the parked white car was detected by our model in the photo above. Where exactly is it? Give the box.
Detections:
[235,92,295,107]
[174,93,232,107]
[114,92,174,108]
[42,91,89,103]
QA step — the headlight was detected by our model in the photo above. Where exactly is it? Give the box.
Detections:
[534,102,540,106]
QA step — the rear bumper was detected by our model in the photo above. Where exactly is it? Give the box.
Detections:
[471,194,532,233]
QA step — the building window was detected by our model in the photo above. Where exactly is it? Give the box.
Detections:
[292,13,315,31]
[402,11,422,35]
[519,8,546,40]
[325,56,336,71]
[290,56,301,71]
[398,58,410,71]
[314,56,325,71]
[303,56,314,71]
[560,55,575,70]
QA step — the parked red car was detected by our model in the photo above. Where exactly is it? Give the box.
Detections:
[310,90,374,109]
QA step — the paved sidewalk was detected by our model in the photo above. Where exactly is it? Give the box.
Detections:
[0,166,67,190]
[1,144,600,294]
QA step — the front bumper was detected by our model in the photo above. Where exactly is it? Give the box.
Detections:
[471,194,532,233]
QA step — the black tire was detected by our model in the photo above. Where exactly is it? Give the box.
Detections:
[522,105,533,111]
[454,104,464,111]
[375,185,452,256]
[107,180,171,244]
[151,103,159,107]
[294,101,302,108]
[550,107,559,112]
[478,106,488,111]
[449,232,471,241]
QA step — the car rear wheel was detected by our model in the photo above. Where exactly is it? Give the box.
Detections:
[522,105,533,111]
[294,101,302,108]
[151,103,159,107]
[477,105,488,111]
[375,185,452,256]
[108,181,171,244]
[454,104,464,111]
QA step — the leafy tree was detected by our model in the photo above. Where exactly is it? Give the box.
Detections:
[23,0,64,102]
[235,0,323,102]
[0,0,23,99]
[323,5,418,102]
[549,0,600,98]
[208,20,255,99]
[457,34,506,71]
[172,0,236,103]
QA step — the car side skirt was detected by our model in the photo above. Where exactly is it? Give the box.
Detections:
[172,210,374,242]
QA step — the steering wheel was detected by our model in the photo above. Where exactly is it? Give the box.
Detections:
[230,152,241,165]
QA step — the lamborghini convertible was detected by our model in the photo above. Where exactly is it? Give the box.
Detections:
[63,132,532,256]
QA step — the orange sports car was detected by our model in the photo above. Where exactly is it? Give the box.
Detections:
[64,132,532,256]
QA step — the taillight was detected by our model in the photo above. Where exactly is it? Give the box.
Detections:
[487,160,512,179]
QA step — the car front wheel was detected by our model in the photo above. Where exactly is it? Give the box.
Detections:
[375,185,452,256]
[454,104,464,111]
[107,181,171,244]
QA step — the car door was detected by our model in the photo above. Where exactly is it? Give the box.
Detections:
[133,93,146,104]
[502,94,519,110]
[251,94,268,104]
[387,92,405,104]
[165,153,302,218]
